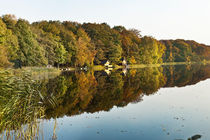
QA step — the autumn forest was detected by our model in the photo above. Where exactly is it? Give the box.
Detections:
[0,14,210,68]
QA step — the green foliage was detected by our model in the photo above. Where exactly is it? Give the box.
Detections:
[31,25,57,65]
[55,44,67,66]
[82,23,122,65]
[60,25,77,65]
[108,44,122,64]
[139,36,165,64]
[15,19,47,66]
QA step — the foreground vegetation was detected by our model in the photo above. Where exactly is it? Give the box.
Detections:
[0,70,45,139]
[0,14,209,68]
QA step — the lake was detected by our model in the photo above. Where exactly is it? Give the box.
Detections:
[0,64,210,140]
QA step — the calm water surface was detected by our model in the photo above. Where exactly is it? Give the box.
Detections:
[1,64,210,140]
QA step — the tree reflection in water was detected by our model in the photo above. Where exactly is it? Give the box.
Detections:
[43,64,210,118]
[0,64,210,139]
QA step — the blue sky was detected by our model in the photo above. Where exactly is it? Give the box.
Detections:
[1,0,210,44]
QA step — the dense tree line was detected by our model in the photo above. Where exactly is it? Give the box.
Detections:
[0,14,209,68]
[161,40,210,62]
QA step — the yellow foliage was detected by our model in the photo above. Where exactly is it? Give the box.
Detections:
[130,69,137,77]
[130,56,136,64]
[0,46,12,68]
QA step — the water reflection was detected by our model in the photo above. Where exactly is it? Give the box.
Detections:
[0,64,210,139]
[43,64,210,119]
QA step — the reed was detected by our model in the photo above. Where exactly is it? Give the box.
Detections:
[0,70,45,139]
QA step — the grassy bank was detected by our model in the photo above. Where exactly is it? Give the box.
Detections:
[0,67,62,80]
[92,65,105,71]
[129,61,210,69]
[1,61,209,74]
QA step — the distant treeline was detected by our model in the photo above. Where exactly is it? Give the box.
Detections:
[0,14,210,68]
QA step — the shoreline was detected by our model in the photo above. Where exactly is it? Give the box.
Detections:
[1,61,209,72]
